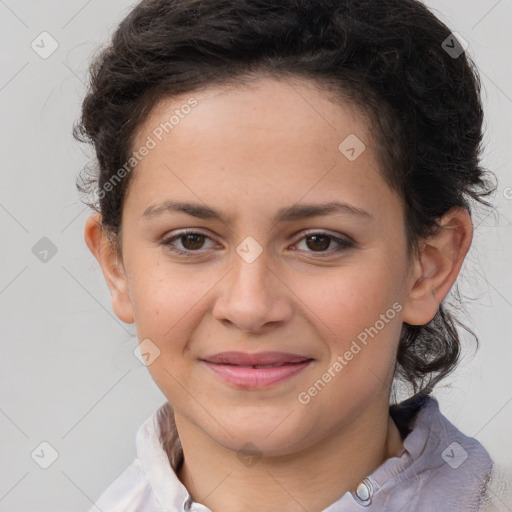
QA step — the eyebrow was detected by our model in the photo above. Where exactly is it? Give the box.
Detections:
[141,199,373,224]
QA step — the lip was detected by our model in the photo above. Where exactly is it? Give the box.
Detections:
[201,351,312,366]
[200,351,314,389]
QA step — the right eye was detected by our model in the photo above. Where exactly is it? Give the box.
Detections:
[160,230,218,255]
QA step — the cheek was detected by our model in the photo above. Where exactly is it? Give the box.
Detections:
[129,271,206,402]
[295,258,404,385]
[299,262,401,335]
[127,276,202,391]
[297,270,403,413]
[128,256,202,331]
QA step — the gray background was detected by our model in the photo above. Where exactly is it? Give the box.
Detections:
[0,0,511,510]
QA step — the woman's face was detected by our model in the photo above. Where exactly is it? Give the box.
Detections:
[108,76,416,455]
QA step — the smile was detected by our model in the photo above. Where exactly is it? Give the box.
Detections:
[200,351,314,389]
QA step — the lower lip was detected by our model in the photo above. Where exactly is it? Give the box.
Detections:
[202,360,313,389]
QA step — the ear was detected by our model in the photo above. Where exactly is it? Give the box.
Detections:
[401,206,473,326]
[84,213,135,324]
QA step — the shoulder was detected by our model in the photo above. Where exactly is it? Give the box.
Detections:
[393,393,493,471]
[88,458,160,512]
[88,402,190,512]
[387,393,495,511]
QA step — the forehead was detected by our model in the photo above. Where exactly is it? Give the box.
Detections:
[135,75,372,154]
[125,76,399,226]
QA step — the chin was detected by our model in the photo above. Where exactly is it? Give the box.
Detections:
[205,413,310,457]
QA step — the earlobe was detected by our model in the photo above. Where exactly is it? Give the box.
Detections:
[84,213,135,324]
[401,207,473,326]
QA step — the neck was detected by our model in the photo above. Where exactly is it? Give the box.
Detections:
[174,400,404,512]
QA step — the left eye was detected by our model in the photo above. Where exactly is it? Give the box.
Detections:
[293,232,354,255]
[160,230,354,256]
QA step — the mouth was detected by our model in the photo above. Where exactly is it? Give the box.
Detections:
[200,351,314,389]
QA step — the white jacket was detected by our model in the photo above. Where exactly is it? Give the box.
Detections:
[88,395,509,511]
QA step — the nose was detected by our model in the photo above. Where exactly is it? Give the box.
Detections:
[211,250,293,335]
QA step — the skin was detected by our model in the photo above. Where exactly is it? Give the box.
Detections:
[84,76,473,512]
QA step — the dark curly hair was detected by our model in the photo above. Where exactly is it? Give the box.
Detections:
[73,0,496,399]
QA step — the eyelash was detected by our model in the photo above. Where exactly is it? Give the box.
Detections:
[159,229,354,257]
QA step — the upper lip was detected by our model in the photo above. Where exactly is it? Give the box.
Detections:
[201,351,313,366]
